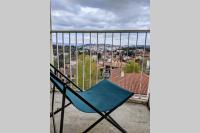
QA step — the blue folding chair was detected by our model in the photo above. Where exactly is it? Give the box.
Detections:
[50,64,134,133]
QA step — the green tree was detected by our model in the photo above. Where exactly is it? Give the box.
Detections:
[123,60,141,73]
[77,54,101,90]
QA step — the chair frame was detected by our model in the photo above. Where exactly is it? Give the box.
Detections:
[50,64,133,133]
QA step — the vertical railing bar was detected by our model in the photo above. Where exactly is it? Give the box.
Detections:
[89,32,92,87]
[50,4,54,66]
[125,32,130,90]
[76,33,78,85]
[136,33,138,48]
[119,32,122,86]
[69,33,72,87]
[104,32,106,76]
[96,33,99,83]
[50,32,54,66]
[50,32,53,66]
[139,32,147,97]
[146,32,150,99]
[127,32,130,56]
[56,33,59,69]
[119,32,122,59]
[111,33,114,81]
[134,32,138,73]
[82,33,85,91]
[62,33,65,77]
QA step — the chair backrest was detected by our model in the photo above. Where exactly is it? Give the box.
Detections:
[50,71,67,92]
[50,64,83,92]
[50,68,82,101]
[50,64,102,113]
[50,70,87,105]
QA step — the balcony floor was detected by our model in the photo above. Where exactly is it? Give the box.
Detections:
[50,92,150,133]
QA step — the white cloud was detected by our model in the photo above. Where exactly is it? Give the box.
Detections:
[51,0,150,30]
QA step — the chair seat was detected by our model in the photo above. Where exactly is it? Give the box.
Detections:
[67,80,133,113]
[51,75,133,113]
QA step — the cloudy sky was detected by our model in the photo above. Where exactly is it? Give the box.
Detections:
[51,0,150,30]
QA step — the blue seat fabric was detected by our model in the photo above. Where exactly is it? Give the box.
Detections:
[50,76,133,113]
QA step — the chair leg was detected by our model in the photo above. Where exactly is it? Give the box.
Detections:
[82,116,105,133]
[59,89,66,133]
[51,85,57,133]
[50,103,71,117]
[106,115,127,133]
[82,112,127,133]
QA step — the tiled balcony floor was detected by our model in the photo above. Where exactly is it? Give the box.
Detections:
[50,92,150,133]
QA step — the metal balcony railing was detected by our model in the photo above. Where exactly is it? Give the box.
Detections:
[50,29,150,100]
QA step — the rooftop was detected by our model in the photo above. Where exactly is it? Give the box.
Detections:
[110,68,149,95]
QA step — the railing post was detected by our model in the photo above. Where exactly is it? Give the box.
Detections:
[69,33,72,87]
[50,33,54,65]
[62,33,65,77]
[75,33,78,86]
[139,32,147,98]
[119,32,123,87]
[110,33,114,81]
[50,1,54,66]
[56,33,59,69]
[96,33,99,83]
[82,33,85,91]
[104,32,106,71]
[125,32,130,90]
[89,32,92,87]
[134,32,138,73]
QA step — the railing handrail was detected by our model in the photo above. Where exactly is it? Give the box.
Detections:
[51,29,150,33]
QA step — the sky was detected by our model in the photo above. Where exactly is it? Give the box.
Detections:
[51,0,150,30]
[51,0,150,46]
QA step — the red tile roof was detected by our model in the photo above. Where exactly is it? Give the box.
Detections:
[109,68,149,95]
